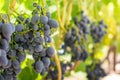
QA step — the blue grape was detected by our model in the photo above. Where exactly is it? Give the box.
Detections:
[12,59,20,69]
[32,25,38,30]
[9,23,15,33]
[47,36,52,43]
[41,67,46,75]
[14,67,21,75]
[44,29,50,36]
[0,39,9,50]
[39,49,46,57]
[42,57,50,68]
[34,45,43,52]
[15,24,23,32]
[40,15,48,24]
[46,47,55,57]
[44,24,50,30]
[34,60,44,73]
[31,14,39,24]
[8,50,16,58]
[48,19,59,28]
[0,49,7,57]
[35,32,40,37]
[3,60,11,68]
[2,23,13,38]
[37,6,41,10]
[0,56,8,66]
[17,53,26,62]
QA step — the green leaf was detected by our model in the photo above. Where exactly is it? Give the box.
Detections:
[24,0,37,10]
[18,59,38,80]
[75,62,86,72]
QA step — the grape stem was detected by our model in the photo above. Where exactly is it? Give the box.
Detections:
[54,50,62,80]
[51,41,61,80]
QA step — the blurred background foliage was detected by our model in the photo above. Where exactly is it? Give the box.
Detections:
[0,0,120,80]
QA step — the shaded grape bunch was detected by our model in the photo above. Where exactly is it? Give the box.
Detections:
[61,11,90,62]
[90,20,107,43]
[45,62,72,80]
[86,59,106,80]
[63,28,88,61]
[73,11,90,39]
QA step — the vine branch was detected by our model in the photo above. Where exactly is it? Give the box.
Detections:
[66,0,73,27]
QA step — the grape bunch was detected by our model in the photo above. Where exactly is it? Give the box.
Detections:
[12,3,58,76]
[0,2,59,80]
[73,11,90,39]
[27,3,58,75]
[45,62,72,80]
[90,20,107,43]
[63,27,88,61]
[86,59,106,80]
[62,11,90,62]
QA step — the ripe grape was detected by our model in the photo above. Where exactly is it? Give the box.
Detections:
[0,39,9,50]
[44,24,50,30]
[2,23,13,38]
[39,49,46,57]
[31,14,39,24]
[0,56,8,66]
[48,19,59,28]
[12,59,20,69]
[8,50,16,58]
[34,45,43,52]
[37,6,41,10]
[44,29,50,36]
[42,57,50,68]
[34,60,44,73]
[46,47,55,57]
[15,24,23,32]
[40,15,48,24]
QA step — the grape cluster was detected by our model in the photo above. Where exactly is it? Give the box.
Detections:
[63,25,88,61]
[86,59,106,80]
[62,11,90,62]
[45,62,72,80]
[63,28,88,61]
[27,3,58,75]
[90,20,107,43]
[13,3,58,76]
[0,2,59,80]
